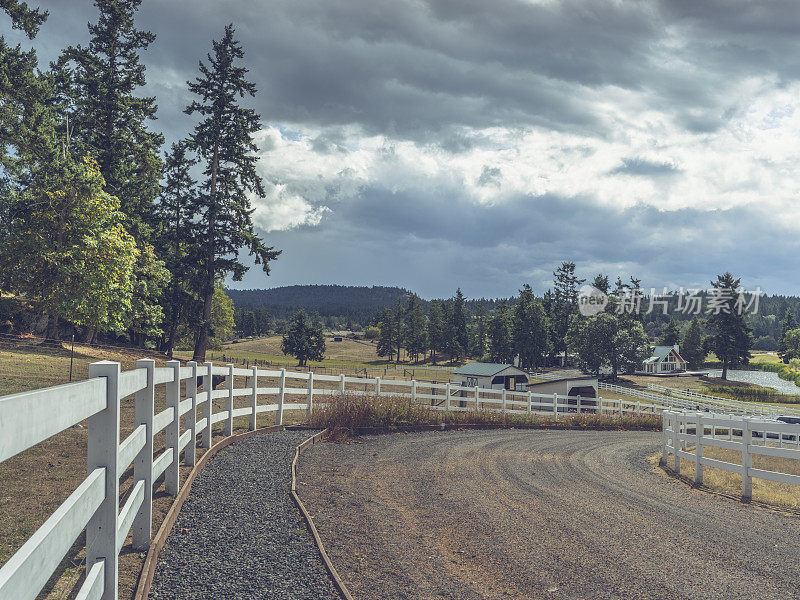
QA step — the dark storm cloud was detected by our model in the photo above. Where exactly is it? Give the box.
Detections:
[11,1,800,297]
[17,0,800,142]
[609,158,681,177]
[240,184,799,297]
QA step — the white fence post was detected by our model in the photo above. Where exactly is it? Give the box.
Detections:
[445,383,451,411]
[598,397,604,415]
[527,390,532,415]
[661,412,668,465]
[553,393,558,421]
[501,388,506,413]
[186,361,198,464]
[250,366,258,431]
[411,379,417,403]
[475,386,480,410]
[276,368,286,426]
[87,361,120,600]
[203,362,213,448]
[375,377,381,397]
[225,364,234,437]
[306,371,314,420]
[635,401,640,416]
[165,360,180,495]
[742,416,752,500]
[132,358,155,550]
[672,413,680,473]
[576,394,581,414]
[339,373,346,395]
[694,412,703,485]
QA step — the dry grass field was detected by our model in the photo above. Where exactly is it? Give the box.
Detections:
[661,446,800,512]
[175,335,456,382]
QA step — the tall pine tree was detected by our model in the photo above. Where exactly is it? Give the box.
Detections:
[706,272,753,379]
[155,141,198,356]
[57,0,163,241]
[512,284,550,369]
[185,25,280,361]
[552,262,585,362]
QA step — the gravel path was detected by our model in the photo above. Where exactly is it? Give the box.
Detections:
[148,430,339,600]
[299,429,800,600]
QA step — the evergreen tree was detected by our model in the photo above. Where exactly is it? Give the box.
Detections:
[512,284,550,369]
[376,306,400,362]
[56,0,163,242]
[1,0,47,38]
[281,309,325,367]
[552,262,585,362]
[185,25,280,361]
[706,272,753,379]
[659,318,680,346]
[445,288,469,361]
[488,299,514,363]
[427,300,445,363]
[404,295,428,363]
[394,297,406,361]
[472,299,488,359]
[779,312,798,363]
[591,273,610,294]
[155,141,198,356]
[681,317,705,369]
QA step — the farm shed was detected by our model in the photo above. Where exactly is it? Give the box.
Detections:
[528,376,598,398]
[453,363,529,391]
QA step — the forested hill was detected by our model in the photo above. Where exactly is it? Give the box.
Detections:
[227,285,413,322]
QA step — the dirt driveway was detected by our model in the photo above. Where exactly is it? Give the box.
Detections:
[299,429,800,600]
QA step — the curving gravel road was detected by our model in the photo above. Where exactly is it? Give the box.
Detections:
[299,429,800,600]
[148,430,339,600]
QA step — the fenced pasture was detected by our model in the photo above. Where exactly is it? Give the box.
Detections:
[662,411,800,508]
[189,335,456,382]
[1,359,672,600]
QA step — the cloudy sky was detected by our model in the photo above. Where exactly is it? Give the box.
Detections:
[11,0,800,298]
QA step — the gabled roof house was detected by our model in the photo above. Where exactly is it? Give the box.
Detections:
[643,344,687,374]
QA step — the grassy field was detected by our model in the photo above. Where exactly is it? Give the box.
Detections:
[175,335,456,382]
[750,351,783,364]
[661,446,800,512]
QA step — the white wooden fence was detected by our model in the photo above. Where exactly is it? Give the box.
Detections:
[647,382,800,418]
[0,360,664,600]
[600,381,798,418]
[662,411,800,500]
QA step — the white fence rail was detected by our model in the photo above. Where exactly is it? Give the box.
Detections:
[599,381,798,418]
[0,360,665,600]
[647,382,800,418]
[661,410,800,500]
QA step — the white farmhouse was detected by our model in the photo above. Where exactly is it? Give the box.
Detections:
[643,344,687,374]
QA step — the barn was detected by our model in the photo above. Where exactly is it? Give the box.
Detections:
[527,376,598,398]
[452,363,529,391]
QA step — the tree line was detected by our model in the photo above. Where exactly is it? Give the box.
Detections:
[0,1,278,361]
[364,264,756,381]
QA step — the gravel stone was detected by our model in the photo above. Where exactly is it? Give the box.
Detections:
[149,430,339,600]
